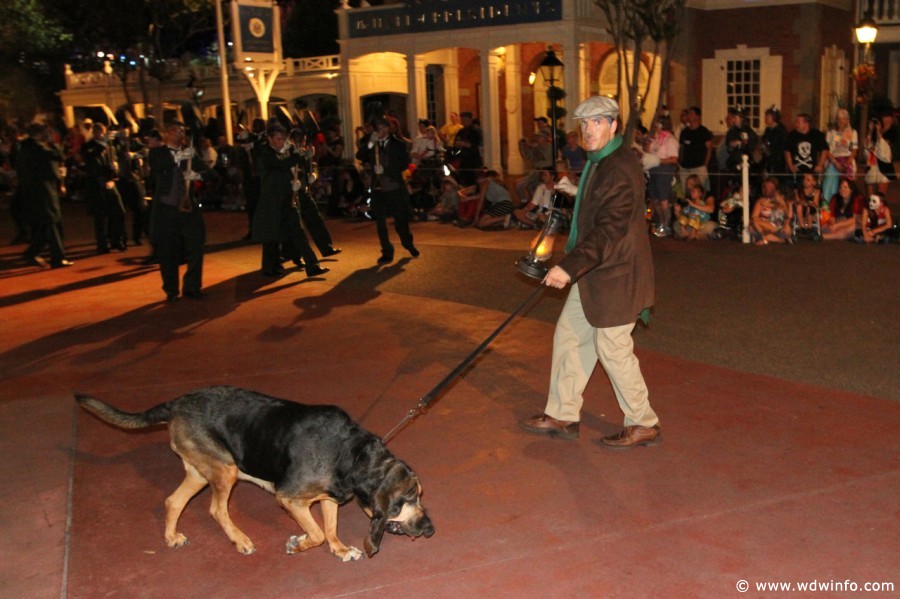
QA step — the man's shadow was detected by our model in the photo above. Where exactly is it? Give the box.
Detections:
[255,259,413,344]
[0,270,301,380]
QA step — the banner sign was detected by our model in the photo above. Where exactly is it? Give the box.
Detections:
[348,0,562,39]
[231,0,282,66]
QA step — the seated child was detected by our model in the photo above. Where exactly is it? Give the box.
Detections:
[513,168,555,229]
[793,172,821,232]
[861,192,896,243]
[427,176,461,222]
[674,174,715,240]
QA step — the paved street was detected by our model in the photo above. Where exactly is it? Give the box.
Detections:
[1,206,897,597]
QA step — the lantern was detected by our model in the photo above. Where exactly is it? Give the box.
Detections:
[516,195,565,279]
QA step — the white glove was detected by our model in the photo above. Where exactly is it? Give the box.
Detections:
[291,180,302,192]
[188,171,203,181]
[641,152,661,172]
[554,176,578,196]
[373,164,384,175]
[368,132,379,149]
[174,148,194,162]
[308,172,318,185]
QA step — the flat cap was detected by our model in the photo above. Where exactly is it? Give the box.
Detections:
[573,96,619,120]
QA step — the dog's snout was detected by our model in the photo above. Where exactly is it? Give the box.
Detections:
[419,516,435,538]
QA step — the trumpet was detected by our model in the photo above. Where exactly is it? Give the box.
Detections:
[178,139,194,213]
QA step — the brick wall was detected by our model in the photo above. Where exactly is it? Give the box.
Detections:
[680,4,853,123]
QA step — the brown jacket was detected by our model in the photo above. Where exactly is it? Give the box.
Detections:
[557,140,654,328]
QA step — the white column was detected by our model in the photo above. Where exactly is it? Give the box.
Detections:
[338,59,355,161]
[579,42,591,102]
[480,49,503,173]
[63,105,76,129]
[563,40,583,136]
[215,0,233,144]
[406,53,427,136]
[243,67,280,122]
[442,62,460,123]
[504,45,525,175]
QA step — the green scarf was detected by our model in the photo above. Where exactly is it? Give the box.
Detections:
[563,135,650,326]
[564,134,623,253]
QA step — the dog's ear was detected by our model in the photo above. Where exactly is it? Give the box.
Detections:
[364,506,387,558]
[365,485,405,557]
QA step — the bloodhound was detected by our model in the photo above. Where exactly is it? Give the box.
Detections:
[76,385,433,560]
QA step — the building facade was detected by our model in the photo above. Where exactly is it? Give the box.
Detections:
[58,0,900,175]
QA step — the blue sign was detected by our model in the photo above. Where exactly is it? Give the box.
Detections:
[348,0,563,39]
[238,5,275,53]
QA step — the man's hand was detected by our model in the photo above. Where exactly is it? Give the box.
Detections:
[554,176,578,196]
[543,266,571,289]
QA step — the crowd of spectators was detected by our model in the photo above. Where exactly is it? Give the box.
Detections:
[3,101,898,283]
[638,104,900,245]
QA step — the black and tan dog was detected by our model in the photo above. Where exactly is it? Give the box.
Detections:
[75,385,433,560]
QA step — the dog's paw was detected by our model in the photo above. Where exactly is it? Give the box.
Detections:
[285,534,308,555]
[166,533,189,548]
[336,546,364,562]
[236,543,256,555]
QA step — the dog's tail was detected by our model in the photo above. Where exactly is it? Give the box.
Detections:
[75,393,172,430]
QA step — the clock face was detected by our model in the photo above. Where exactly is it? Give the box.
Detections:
[249,17,266,38]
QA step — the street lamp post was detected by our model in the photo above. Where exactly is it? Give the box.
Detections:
[516,48,566,280]
[539,48,564,169]
[854,11,878,153]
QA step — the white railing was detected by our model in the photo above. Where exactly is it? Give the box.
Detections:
[64,55,341,91]
[859,0,900,24]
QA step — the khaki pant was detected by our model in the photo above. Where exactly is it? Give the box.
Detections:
[544,284,658,427]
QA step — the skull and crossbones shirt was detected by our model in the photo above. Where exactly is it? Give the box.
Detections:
[787,128,827,173]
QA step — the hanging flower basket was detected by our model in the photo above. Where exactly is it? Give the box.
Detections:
[852,63,876,92]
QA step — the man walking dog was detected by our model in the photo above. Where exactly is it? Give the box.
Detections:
[519,96,661,448]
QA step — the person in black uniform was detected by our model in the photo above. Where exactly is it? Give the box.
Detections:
[454,111,483,187]
[17,123,74,268]
[240,118,266,240]
[82,122,126,253]
[289,127,341,259]
[252,123,329,278]
[356,116,419,264]
[112,126,147,246]
[147,121,213,301]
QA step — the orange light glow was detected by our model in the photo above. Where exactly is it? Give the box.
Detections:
[533,234,555,261]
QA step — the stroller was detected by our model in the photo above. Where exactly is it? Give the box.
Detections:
[709,191,744,240]
[791,199,823,242]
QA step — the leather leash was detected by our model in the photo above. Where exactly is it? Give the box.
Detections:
[382,284,546,444]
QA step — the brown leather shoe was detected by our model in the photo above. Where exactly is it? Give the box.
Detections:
[598,425,660,449]
[518,414,579,440]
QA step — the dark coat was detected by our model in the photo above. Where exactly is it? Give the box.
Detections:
[147,145,210,244]
[557,140,655,328]
[252,144,302,243]
[356,135,410,191]
[82,138,122,213]
[15,137,64,225]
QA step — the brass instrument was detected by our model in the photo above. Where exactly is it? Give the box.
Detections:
[373,139,383,192]
[178,138,194,213]
[290,158,301,210]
